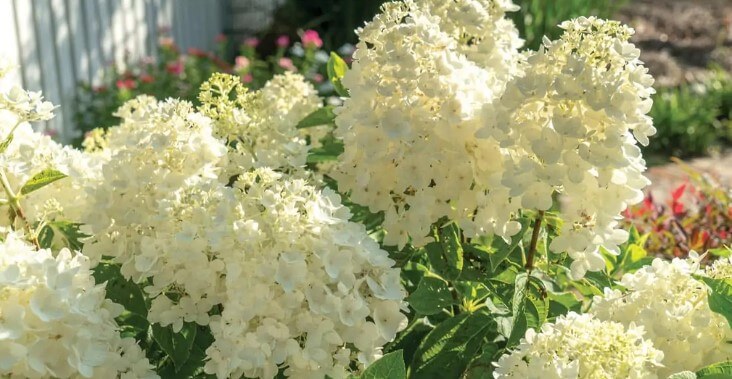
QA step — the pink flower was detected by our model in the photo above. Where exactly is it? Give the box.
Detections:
[301,30,323,48]
[215,33,227,43]
[242,73,253,83]
[166,60,184,75]
[278,57,297,72]
[276,35,290,48]
[243,37,260,48]
[158,37,175,48]
[116,78,137,90]
[234,56,250,70]
[313,73,324,83]
[187,47,208,58]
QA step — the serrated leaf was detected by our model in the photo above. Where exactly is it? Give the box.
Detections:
[327,52,349,97]
[19,168,67,196]
[410,311,494,378]
[697,276,732,328]
[438,223,464,280]
[697,361,732,378]
[92,262,148,317]
[297,106,335,129]
[507,275,547,346]
[463,344,500,379]
[152,322,198,371]
[360,350,406,379]
[406,275,454,315]
[425,242,461,282]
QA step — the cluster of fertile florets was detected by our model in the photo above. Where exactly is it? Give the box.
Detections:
[493,312,663,378]
[81,95,228,276]
[336,2,654,280]
[204,168,407,379]
[198,72,321,178]
[0,233,157,378]
[0,69,101,230]
[334,0,523,248]
[482,17,656,279]
[78,86,406,377]
[590,254,732,376]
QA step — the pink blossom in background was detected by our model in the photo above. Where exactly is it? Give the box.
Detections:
[187,47,208,58]
[158,36,175,48]
[278,57,297,71]
[301,29,323,48]
[234,56,250,70]
[276,35,290,48]
[242,73,253,83]
[116,78,137,90]
[243,37,260,48]
[166,61,184,75]
[215,33,227,43]
[313,73,324,83]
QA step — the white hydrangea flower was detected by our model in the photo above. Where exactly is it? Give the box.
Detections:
[199,72,322,178]
[0,233,157,378]
[334,0,523,249]
[204,168,408,379]
[479,17,654,279]
[0,72,103,232]
[493,312,663,378]
[705,254,732,280]
[590,254,732,377]
[81,95,228,276]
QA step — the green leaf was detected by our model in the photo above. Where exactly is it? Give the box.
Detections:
[306,135,344,163]
[39,221,87,251]
[297,106,335,129]
[19,168,67,196]
[152,322,198,371]
[697,361,732,378]
[158,325,215,378]
[360,350,406,379]
[709,248,732,258]
[463,345,500,379]
[697,276,732,328]
[410,311,495,378]
[92,262,148,317]
[0,132,13,154]
[384,318,432,366]
[438,223,464,280]
[547,292,581,319]
[327,52,349,97]
[507,275,548,346]
[406,275,454,315]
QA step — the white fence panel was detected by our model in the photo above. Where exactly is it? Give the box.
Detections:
[1,0,225,142]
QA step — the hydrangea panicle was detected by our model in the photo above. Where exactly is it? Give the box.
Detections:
[590,253,732,376]
[0,233,157,378]
[493,312,663,378]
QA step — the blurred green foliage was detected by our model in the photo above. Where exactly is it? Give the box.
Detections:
[511,0,628,50]
[271,0,628,51]
[645,70,732,160]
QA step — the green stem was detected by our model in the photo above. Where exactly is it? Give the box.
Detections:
[525,210,545,274]
[0,168,40,249]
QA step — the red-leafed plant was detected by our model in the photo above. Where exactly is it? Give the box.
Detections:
[623,160,732,259]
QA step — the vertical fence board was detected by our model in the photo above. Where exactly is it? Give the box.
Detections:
[50,0,77,142]
[0,1,23,87]
[8,0,226,141]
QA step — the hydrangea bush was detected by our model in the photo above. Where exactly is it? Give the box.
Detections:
[1,1,732,378]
